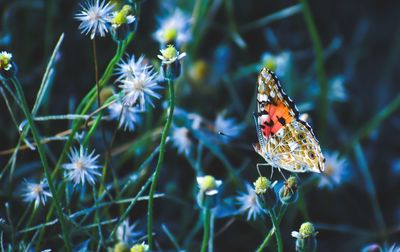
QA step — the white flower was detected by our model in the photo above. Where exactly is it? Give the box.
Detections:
[119,68,161,109]
[291,231,302,239]
[157,46,186,65]
[116,219,142,244]
[22,179,52,207]
[236,183,265,221]
[171,126,193,156]
[153,9,191,46]
[317,151,350,189]
[108,98,141,132]
[115,55,149,82]
[109,9,135,29]
[329,75,348,102]
[214,112,244,142]
[197,175,222,196]
[75,0,114,39]
[260,51,291,77]
[0,51,13,71]
[63,145,102,186]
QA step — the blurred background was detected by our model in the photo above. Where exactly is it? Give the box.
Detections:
[0,0,400,251]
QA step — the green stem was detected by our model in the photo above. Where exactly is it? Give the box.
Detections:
[11,77,71,252]
[299,0,328,142]
[147,79,175,248]
[200,207,211,252]
[256,205,287,252]
[269,210,283,252]
[21,204,38,242]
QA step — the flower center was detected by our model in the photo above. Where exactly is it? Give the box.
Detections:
[33,185,42,194]
[76,159,85,170]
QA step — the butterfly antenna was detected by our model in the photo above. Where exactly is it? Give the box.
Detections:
[218,131,233,138]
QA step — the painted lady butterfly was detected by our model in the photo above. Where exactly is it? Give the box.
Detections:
[254,68,325,173]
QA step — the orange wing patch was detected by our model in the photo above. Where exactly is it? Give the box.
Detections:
[261,100,294,137]
[257,68,298,138]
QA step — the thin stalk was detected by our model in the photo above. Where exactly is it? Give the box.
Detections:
[21,204,39,242]
[11,77,71,252]
[256,205,287,252]
[299,0,328,142]
[92,39,101,108]
[269,210,283,252]
[147,79,175,248]
[200,207,211,252]
[36,34,133,250]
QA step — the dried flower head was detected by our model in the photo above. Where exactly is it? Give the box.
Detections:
[75,0,114,39]
[108,98,141,132]
[236,183,265,220]
[63,145,102,187]
[22,179,52,207]
[119,68,161,109]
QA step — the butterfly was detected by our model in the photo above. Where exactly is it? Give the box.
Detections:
[254,68,325,173]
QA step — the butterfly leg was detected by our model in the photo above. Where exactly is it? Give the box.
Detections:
[256,163,270,177]
[277,167,288,181]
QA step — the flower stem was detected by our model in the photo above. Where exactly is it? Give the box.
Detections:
[35,39,128,251]
[269,210,283,252]
[147,79,175,249]
[256,205,287,252]
[11,77,72,252]
[200,207,211,252]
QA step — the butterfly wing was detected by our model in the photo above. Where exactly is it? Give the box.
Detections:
[255,68,325,173]
[256,68,299,141]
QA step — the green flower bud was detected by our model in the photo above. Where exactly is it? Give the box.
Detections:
[253,176,271,195]
[111,5,136,41]
[113,242,129,252]
[130,242,149,252]
[253,176,277,210]
[196,175,222,209]
[279,176,299,204]
[292,222,318,252]
[299,222,316,237]
[158,45,186,80]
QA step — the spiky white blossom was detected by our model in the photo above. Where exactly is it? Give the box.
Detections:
[22,179,52,207]
[153,9,191,46]
[236,183,265,221]
[119,68,161,109]
[115,55,149,82]
[116,219,142,244]
[63,145,102,186]
[108,98,141,132]
[75,0,114,39]
[171,126,193,156]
